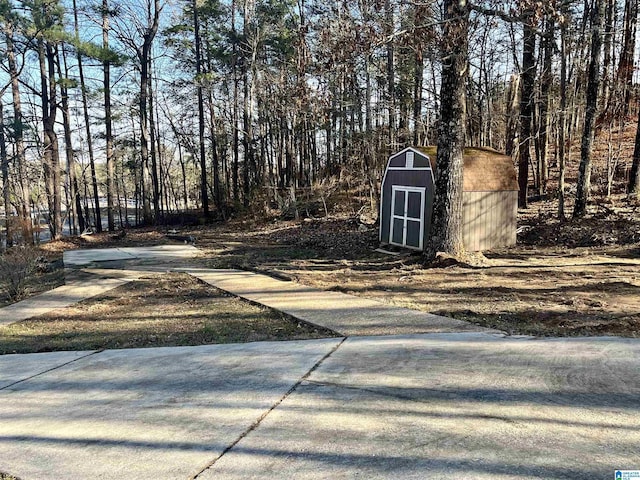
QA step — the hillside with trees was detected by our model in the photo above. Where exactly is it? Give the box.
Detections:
[0,0,639,253]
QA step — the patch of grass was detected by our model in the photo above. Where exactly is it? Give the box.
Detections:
[0,273,338,355]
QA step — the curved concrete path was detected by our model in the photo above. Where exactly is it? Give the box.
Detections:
[62,245,201,267]
[181,268,494,336]
[0,246,639,479]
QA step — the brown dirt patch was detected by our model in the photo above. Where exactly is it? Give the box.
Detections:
[19,193,638,339]
[181,204,640,338]
[0,273,337,355]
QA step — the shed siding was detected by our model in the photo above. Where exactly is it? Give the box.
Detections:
[413,153,431,168]
[389,153,406,167]
[462,191,517,251]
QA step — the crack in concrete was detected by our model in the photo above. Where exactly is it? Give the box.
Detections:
[0,350,104,391]
[189,337,348,480]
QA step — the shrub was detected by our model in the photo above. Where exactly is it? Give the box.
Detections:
[0,247,40,300]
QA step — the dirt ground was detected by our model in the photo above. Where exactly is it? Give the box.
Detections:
[25,189,640,339]
[0,273,336,354]
[180,193,640,338]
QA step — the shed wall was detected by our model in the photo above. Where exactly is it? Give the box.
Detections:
[462,191,517,251]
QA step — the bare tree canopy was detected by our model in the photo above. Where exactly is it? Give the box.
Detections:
[0,0,636,247]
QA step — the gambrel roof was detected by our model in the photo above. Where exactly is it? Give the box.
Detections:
[414,146,519,192]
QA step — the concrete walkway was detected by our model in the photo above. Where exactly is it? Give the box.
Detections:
[201,334,640,480]
[0,246,639,479]
[62,245,201,267]
[184,268,492,336]
[0,245,200,328]
[0,340,341,480]
[0,277,131,327]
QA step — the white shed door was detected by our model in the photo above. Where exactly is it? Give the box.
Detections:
[389,186,425,250]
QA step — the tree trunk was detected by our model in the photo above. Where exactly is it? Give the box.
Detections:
[208,92,222,210]
[194,0,209,218]
[574,0,605,217]
[518,19,536,208]
[39,39,63,240]
[413,48,424,146]
[103,0,115,231]
[148,62,161,219]
[385,0,395,149]
[426,0,469,259]
[138,0,160,224]
[73,0,99,232]
[537,16,554,195]
[58,46,79,235]
[558,10,569,219]
[505,74,520,157]
[600,0,615,109]
[242,0,257,207]
[0,102,11,247]
[5,25,33,243]
[177,142,189,209]
[140,58,153,224]
[242,72,251,207]
[616,0,638,115]
[231,0,239,203]
[629,106,640,195]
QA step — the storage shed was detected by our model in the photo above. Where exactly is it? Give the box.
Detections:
[379,146,518,252]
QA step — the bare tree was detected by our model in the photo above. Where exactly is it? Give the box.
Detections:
[58,46,81,235]
[193,0,209,218]
[3,18,32,243]
[574,0,605,218]
[426,0,469,259]
[103,0,115,230]
[518,11,536,208]
[557,5,569,219]
[34,0,63,240]
[113,0,163,223]
[536,14,554,195]
[629,111,640,196]
[71,0,97,232]
[615,0,637,115]
[0,99,10,247]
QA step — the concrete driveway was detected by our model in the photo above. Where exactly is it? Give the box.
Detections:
[1,246,638,479]
[1,334,639,480]
[0,340,340,479]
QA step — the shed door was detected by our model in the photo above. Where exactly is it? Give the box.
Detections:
[389,186,425,250]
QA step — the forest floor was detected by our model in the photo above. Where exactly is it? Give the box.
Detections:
[180,192,640,338]
[5,194,639,339]
[0,272,335,354]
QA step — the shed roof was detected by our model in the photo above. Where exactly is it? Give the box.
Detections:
[413,146,519,192]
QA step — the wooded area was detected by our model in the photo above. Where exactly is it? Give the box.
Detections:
[1,0,639,252]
